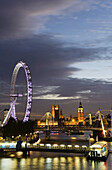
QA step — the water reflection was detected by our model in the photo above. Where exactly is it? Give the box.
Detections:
[0,154,112,170]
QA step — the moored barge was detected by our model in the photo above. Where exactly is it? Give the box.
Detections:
[87,141,108,160]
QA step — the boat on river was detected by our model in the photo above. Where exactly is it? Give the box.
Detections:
[87,141,108,160]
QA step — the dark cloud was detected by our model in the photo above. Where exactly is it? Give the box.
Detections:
[0,0,97,38]
[0,34,104,85]
[0,0,82,38]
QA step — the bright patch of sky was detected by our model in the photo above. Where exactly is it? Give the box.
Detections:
[69,60,112,81]
[33,94,82,100]
[33,86,59,95]
[42,1,112,44]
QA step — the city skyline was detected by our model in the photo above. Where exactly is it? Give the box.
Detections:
[0,1,112,119]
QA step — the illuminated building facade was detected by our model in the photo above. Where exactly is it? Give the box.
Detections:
[78,102,85,125]
[64,118,78,125]
[52,104,59,121]
[59,109,63,119]
[37,120,58,126]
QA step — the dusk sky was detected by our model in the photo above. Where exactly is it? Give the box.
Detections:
[0,0,112,120]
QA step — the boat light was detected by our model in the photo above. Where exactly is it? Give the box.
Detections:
[75,145,79,148]
[82,145,87,148]
[60,144,65,147]
[40,144,44,146]
[46,144,51,147]
[53,144,58,146]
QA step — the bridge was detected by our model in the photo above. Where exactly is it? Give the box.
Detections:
[35,125,108,132]
[35,125,111,141]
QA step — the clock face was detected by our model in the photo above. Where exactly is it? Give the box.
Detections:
[78,108,83,112]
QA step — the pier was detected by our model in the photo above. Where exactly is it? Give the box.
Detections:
[0,141,89,157]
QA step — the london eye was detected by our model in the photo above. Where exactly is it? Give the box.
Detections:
[2,61,33,126]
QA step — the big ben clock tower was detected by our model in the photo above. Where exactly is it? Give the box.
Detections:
[78,102,84,125]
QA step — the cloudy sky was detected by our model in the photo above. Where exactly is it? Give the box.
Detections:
[0,0,112,120]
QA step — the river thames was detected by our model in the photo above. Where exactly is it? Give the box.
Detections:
[0,131,112,170]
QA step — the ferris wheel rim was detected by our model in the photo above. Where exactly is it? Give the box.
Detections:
[10,60,32,122]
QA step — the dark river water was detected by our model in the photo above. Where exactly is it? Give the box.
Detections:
[0,131,112,170]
